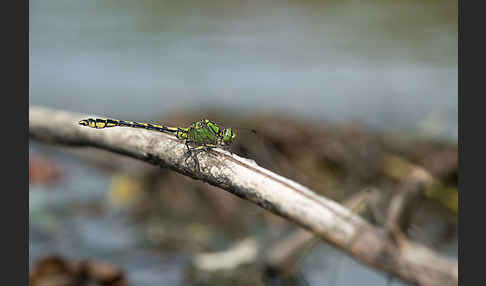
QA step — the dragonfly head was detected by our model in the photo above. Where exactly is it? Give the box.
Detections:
[222,128,236,145]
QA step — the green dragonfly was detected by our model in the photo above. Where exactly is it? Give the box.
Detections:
[78,117,242,171]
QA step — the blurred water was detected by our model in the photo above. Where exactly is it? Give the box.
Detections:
[29,143,188,285]
[302,243,403,286]
[29,0,457,140]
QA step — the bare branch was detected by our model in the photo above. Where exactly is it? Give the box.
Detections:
[29,106,457,286]
[386,166,434,246]
[265,188,373,273]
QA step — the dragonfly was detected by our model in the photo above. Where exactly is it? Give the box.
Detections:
[78,117,245,171]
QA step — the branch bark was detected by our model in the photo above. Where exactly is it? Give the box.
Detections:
[29,106,458,286]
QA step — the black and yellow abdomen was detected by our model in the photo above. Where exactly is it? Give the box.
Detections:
[78,118,180,134]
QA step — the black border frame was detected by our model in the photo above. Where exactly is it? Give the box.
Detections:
[7,0,28,284]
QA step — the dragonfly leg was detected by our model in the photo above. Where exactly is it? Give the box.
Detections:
[183,142,206,173]
[183,140,197,167]
[186,144,220,173]
[224,145,234,156]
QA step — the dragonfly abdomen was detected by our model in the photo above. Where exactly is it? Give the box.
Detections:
[78,118,179,133]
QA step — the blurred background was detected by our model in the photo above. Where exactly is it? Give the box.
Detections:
[29,0,457,285]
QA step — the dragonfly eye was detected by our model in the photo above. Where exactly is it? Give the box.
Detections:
[223,128,235,144]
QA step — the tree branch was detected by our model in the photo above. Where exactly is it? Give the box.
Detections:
[264,188,373,274]
[29,106,457,286]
